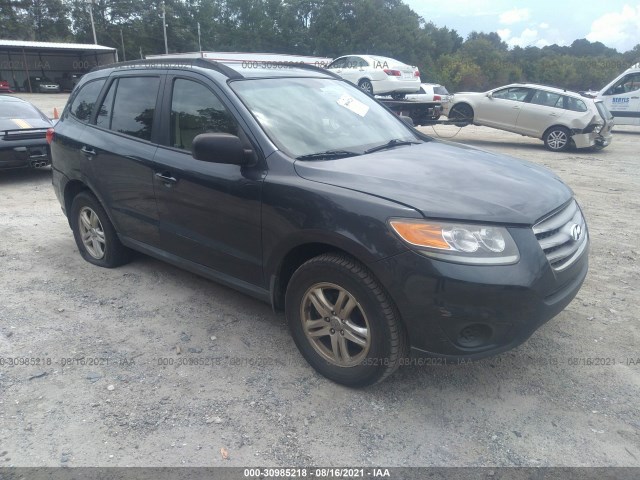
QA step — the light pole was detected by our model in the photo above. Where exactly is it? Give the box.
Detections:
[162,1,168,54]
[86,0,97,44]
[197,22,202,52]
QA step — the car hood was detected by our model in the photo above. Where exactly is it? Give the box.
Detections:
[0,117,51,131]
[294,141,572,225]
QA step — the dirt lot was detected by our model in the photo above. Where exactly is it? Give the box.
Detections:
[1,94,639,467]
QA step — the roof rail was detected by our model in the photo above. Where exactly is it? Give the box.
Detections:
[90,58,244,79]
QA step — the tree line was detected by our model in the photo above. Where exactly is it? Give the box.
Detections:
[1,0,639,92]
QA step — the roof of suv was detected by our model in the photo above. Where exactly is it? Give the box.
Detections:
[91,58,339,81]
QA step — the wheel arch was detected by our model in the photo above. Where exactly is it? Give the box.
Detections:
[542,123,571,140]
[63,179,117,230]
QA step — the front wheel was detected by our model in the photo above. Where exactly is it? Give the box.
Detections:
[448,103,473,127]
[285,253,407,387]
[543,126,571,152]
[358,79,374,95]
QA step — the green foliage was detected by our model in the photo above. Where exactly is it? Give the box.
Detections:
[0,0,638,92]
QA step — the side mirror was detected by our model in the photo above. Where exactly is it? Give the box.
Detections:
[486,92,493,98]
[399,115,414,127]
[191,133,252,165]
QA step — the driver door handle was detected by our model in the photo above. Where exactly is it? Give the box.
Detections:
[81,146,96,157]
[155,172,177,185]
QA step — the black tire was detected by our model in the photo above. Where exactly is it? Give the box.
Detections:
[543,126,571,152]
[285,253,408,387]
[358,79,374,95]
[70,191,130,268]
[448,103,473,127]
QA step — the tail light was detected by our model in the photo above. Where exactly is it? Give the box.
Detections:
[433,95,441,101]
[46,128,55,145]
[383,69,402,77]
[414,70,420,77]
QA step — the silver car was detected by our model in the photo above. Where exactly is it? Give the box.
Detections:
[444,83,614,151]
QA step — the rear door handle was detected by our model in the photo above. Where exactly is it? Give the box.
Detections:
[512,105,520,109]
[81,146,96,157]
[155,172,177,185]
[550,113,558,116]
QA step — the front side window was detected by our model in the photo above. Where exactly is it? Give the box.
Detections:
[492,87,531,102]
[108,76,160,141]
[231,77,421,158]
[530,90,562,108]
[605,73,640,95]
[170,78,238,151]
[69,79,106,123]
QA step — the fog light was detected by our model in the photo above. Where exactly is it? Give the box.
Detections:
[457,324,493,347]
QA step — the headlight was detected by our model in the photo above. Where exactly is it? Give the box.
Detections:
[389,219,520,265]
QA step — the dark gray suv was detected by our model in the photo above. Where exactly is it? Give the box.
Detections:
[49,59,589,386]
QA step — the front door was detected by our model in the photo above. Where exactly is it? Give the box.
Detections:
[152,75,265,287]
[600,71,640,126]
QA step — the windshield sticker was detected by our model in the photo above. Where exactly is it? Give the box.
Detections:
[336,94,369,117]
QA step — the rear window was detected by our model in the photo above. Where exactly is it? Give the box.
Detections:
[69,79,106,123]
[0,102,44,119]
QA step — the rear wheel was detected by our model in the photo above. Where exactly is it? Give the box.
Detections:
[543,126,571,152]
[70,191,131,268]
[358,79,374,95]
[285,253,407,387]
[448,103,473,127]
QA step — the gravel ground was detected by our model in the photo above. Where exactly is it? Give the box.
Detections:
[0,94,638,467]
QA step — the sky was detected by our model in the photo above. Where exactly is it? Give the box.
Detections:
[404,1,640,52]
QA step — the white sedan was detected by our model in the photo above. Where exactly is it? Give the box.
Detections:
[444,83,614,151]
[326,55,420,96]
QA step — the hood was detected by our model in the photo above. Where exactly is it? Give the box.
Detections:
[294,141,572,225]
[0,116,52,132]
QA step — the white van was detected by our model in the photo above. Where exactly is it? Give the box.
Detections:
[596,63,640,126]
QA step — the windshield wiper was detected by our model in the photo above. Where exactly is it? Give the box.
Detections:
[364,139,420,154]
[296,150,360,161]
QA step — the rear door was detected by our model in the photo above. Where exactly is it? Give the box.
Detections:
[516,89,566,136]
[152,73,265,287]
[81,73,164,246]
[599,71,640,126]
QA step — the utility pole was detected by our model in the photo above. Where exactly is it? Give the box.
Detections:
[197,22,202,52]
[87,0,97,44]
[162,1,168,54]
[120,29,126,61]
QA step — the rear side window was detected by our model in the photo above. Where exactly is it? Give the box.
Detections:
[108,76,160,141]
[530,90,562,108]
[170,78,238,151]
[69,79,106,123]
[433,86,449,95]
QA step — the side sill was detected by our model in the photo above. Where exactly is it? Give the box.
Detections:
[119,235,271,304]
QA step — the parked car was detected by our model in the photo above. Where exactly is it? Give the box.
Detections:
[326,54,420,96]
[444,83,613,151]
[50,59,589,386]
[593,63,640,126]
[24,76,61,93]
[56,72,84,92]
[0,95,53,169]
[0,80,13,93]
[404,83,452,118]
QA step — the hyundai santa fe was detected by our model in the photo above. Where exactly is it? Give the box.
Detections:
[49,59,589,387]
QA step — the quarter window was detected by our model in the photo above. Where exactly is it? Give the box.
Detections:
[108,76,160,141]
[69,79,106,123]
[564,96,587,112]
[170,78,238,151]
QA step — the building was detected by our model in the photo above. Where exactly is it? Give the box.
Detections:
[0,39,117,93]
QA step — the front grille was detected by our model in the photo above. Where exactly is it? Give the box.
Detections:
[533,200,588,271]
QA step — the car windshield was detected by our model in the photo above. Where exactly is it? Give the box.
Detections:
[0,102,44,119]
[231,77,421,158]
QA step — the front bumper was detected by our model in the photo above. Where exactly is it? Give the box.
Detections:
[370,226,589,359]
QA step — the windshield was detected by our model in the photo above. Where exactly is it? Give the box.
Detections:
[0,102,46,119]
[231,77,421,158]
